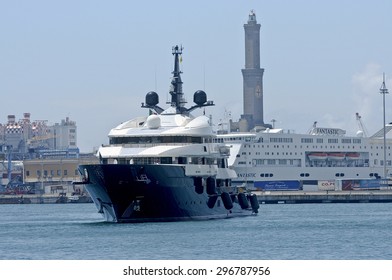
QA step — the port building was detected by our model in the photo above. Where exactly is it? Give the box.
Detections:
[0,113,79,159]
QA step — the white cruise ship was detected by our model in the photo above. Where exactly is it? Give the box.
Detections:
[215,10,391,192]
[216,122,392,191]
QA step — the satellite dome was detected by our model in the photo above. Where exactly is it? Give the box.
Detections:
[146,114,161,129]
[193,90,207,106]
[145,91,159,106]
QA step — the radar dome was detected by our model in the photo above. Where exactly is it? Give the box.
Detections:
[146,91,159,106]
[146,114,161,129]
[356,130,364,137]
[193,90,207,106]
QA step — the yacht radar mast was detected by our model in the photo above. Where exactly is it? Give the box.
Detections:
[169,45,185,111]
[142,45,214,115]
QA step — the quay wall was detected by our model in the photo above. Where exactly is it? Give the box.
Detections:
[0,193,92,204]
[2,191,392,204]
[255,190,392,204]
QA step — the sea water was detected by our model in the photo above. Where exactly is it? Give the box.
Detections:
[0,202,391,260]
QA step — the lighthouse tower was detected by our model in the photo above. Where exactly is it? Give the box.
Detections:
[240,10,266,131]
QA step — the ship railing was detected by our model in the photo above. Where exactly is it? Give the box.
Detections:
[102,143,228,156]
[102,142,197,148]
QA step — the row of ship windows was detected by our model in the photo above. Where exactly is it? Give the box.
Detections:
[240,151,390,158]
[218,137,364,144]
[252,159,302,166]
[105,156,227,167]
[299,138,362,144]
[230,137,364,144]
[110,136,209,145]
[242,173,380,178]
[242,173,381,178]
[298,173,356,177]
[215,137,253,143]
[298,173,345,177]
[242,144,390,150]
[240,152,302,156]
[26,169,78,177]
[238,159,392,166]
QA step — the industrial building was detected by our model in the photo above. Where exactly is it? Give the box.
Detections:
[0,113,79,159]
[0,113,84,193]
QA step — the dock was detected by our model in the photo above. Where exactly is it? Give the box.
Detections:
[2,191,392,205]
[0,193,92,204]
[255,190,392,204]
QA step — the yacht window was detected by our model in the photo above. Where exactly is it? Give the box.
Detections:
[160,157,172,164]
[109,135,203,144]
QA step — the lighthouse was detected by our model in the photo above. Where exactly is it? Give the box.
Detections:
[239,10,267,131]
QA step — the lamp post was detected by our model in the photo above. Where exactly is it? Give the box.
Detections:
[380,73,389,180]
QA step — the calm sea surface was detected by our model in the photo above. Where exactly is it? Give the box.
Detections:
[0,202,391,260]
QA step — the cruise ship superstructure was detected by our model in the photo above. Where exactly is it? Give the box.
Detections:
[217,123,392,191]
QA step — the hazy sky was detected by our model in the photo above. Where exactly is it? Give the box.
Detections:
[1,0,391,152]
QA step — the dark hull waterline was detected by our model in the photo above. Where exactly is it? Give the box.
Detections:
[79,164,258,223]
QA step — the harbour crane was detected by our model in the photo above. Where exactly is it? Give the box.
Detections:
[356,112,368,137]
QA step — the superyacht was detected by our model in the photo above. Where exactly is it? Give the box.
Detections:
[77,46,259,222]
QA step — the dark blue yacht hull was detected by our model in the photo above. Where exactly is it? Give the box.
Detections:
[79,164,257,222]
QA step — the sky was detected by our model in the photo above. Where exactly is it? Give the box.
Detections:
[1,0,392,152]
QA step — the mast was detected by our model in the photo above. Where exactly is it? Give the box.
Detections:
[142,45,214,115]
[169,45,185,113]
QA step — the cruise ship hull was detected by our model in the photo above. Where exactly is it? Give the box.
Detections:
[234,165,386,191]
[79,164,255,222]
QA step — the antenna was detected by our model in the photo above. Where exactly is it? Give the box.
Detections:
[203,64,206,90]
[154,65,157,91]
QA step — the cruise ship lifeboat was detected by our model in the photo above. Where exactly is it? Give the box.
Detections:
[346,152,360,160]
[327,153,345,161]
[307,152,328,161]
